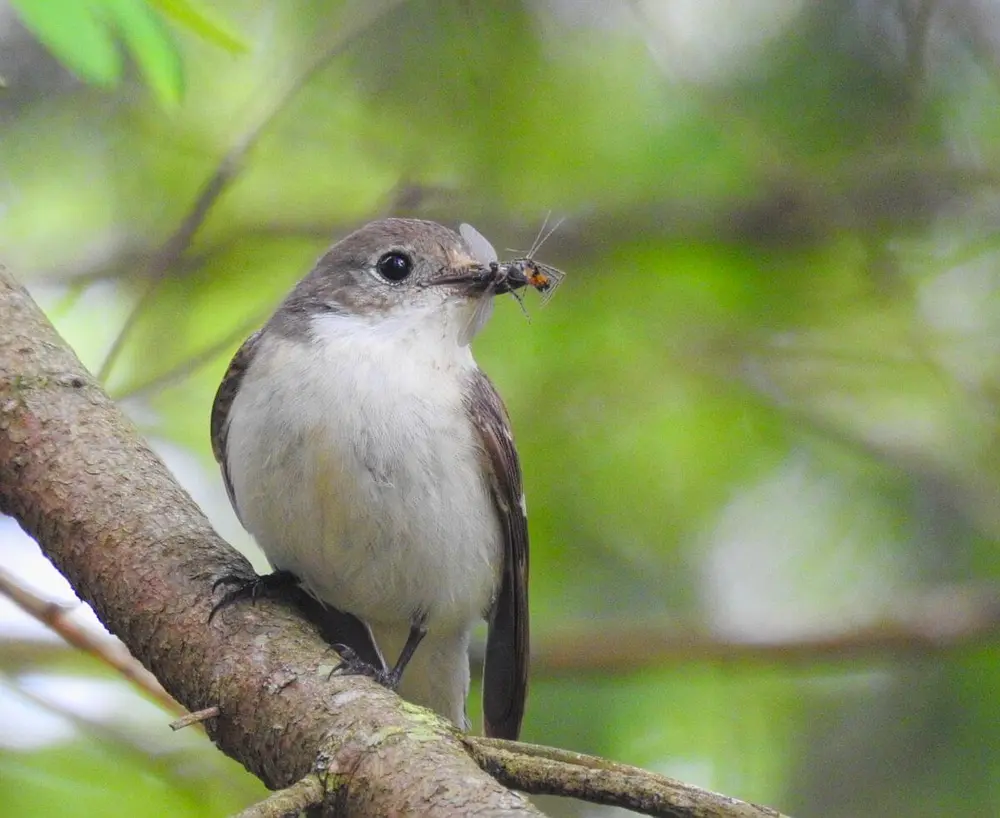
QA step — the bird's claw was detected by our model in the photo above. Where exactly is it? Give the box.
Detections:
[330,644,397,690]
[208,569,300,622]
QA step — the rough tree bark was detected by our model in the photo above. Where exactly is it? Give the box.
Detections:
[0,266,541,816]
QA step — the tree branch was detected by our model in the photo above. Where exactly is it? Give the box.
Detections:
[233,774,326,818]
[464,738,788,818]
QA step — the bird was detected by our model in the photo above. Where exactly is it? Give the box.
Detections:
[209,218,529,740]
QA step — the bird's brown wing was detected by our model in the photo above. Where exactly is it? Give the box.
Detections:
[466,370,529,740]
[210,330,262,523]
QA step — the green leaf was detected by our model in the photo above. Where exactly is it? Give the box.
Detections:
[9,0,244,108]
[149,0,248,54]
[10,0,185,107]
[9,0,122,86]
[104,0,185,108]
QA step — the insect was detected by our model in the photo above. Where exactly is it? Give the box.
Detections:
[460,217,567,305]
[503,258,566,304]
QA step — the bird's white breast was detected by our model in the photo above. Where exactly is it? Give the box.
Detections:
[224,309,503,629]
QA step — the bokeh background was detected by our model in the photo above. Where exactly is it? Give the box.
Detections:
[3,1,1000,816]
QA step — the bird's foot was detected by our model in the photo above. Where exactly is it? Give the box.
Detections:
[330,618,426,692]
[209,569,300,622]
[330,643,396,689]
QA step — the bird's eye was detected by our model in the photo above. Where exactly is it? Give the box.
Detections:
[376,251,413,282]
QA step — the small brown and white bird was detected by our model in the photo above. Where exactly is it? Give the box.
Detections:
[210,218,530,739]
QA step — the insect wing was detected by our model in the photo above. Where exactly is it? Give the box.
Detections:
[460,292,497,346]
[460,223,499,265]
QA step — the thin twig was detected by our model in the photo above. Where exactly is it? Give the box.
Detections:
[0,566,182,714]
[464,736,788,818]
[169,706,220,731]
[96,0,407,384]
[233,774,327,818]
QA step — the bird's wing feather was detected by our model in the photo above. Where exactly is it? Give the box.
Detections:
[466,370,529,740]
[210,330,263,523]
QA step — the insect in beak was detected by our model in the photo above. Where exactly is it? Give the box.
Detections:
[426,262,523,296]
[459,220,567,304]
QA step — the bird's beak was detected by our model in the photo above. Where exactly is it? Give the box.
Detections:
[426,264,529,296]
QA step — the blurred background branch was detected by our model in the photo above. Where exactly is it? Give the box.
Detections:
[0,566,180,714]
[525,582,1000,675]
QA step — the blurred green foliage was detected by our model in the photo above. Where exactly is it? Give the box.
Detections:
[2,1,1000,816]
[9,0,246,105]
